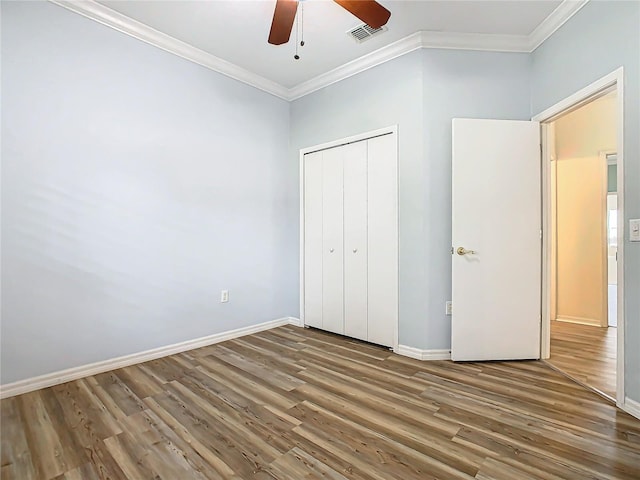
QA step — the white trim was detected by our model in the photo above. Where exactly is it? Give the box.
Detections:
[299,142,306,329]
[535,67,624,406]
[541,123,554,346]
[48,0,289,100]
[396,345,451,361]
[288,32,423,100]
[421,30,531,53]
[0,317,297,399]
[532,69,621,122]
[299,126,399,352]
[555,316,603,327]
[529,0,589,52]
[599,149,616,328]
[614,72,625,407]
[48,0,588,102]
[623,397,640,420]
[288,31,531,100]
[287,317,304,328]
[299,126,398,156]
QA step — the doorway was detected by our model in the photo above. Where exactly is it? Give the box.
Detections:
[547,92,617,399]
[536,70,624,405]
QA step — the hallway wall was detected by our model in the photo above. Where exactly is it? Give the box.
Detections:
[552,95,616,326]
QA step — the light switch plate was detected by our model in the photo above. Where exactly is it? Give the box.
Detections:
[630,219,640,242]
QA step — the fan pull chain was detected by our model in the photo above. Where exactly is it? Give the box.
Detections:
[300,2,305,47]
[294,2,304,60]
[294,5,300,59]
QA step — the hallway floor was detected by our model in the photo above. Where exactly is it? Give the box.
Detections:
[548,320,616,399]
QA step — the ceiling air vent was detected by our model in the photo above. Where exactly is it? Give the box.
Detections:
[347,23,388,43]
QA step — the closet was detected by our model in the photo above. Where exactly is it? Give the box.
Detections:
[302,132,398,348]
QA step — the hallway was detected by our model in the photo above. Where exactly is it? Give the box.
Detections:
[548,320,616,399]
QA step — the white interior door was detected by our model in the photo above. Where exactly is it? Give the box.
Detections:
[321,146,345,335]
[343,141,368,341]
[452,119,541,361]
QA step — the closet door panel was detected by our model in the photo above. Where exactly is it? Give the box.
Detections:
[367,135,398,347]
[303,151,323,328]
[321,147,345,334]
[343,141,368,341]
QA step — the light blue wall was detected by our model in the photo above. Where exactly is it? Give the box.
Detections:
[290,50,530,349]
[530,0,640,402]
[1,1,296,384]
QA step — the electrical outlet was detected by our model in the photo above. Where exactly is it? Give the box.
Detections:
[445,301,452,316]
[220,290,229,303]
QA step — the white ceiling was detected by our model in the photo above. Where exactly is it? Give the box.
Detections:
[96,0,565,88]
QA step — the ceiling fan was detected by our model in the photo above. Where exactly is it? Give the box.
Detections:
[268,0,391,45]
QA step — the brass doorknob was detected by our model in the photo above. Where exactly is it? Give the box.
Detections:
[457,247,476,255]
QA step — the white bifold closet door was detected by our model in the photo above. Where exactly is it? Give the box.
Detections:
[366,135,397,346]
[303,133,397,347]
[321,146,345,335]
[343,141,368,341]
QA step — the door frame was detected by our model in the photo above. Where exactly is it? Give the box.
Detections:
[533,67,625,407]
[299,125,399,351]
[598,149,617,328]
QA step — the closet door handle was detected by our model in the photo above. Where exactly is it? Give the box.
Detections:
[352,249,358,253]
[329,248,334,253]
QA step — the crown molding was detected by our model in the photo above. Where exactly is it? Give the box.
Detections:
[48,0,589,102]
[528,0,589,51]
[421,31,531,53]
[288,30,531,100]
[288,31,424,100]
[289,1,588,99]
[49,0,290,100]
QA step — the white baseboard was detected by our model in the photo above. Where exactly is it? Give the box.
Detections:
[287,317,303,327]
[396,345,451,361]
[0,316,299,399]
[623,397,640,420]
[555,316,603,327]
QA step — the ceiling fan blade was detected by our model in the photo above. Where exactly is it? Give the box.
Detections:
[268,0,298,45]
[333,0,391,29]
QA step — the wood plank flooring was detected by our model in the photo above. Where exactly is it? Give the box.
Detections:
[548,320,616,399]
[2,325,639,480]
